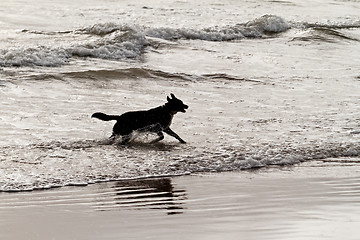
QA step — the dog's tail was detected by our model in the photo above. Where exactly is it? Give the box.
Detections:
[91,112,119,121]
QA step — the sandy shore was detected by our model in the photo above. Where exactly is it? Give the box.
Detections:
[1,159,360,240]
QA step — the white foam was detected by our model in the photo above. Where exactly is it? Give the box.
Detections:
[0,140,358,192]
[0,47,70,67]
[245,15,290,34]
[145,15,290,41]
[70,30,149,60]
[0,29,149,67]
[80,22,126,36]
[79,15,290,42]
[0,15,291,67]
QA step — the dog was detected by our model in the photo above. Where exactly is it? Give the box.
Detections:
[92,93,188,144]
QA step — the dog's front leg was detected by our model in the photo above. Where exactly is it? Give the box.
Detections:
[164,128,186,144]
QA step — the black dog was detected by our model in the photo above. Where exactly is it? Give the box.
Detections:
[92,94,188,144]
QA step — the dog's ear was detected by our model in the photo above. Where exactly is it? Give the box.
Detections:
[170,93,176,99]
[167,96,171,102]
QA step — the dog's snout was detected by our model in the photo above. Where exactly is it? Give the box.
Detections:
[184,104,189,109]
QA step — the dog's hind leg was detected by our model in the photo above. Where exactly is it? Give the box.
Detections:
[107,133,125,144]
[108,134,116,144]
[120,134,132,145]
[164,128,186,143]
[150,132,164,143]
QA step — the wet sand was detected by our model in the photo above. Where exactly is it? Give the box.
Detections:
[1,159,360,240]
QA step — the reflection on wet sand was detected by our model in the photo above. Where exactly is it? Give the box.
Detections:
[94,178,187,215]
[0,177,187,215]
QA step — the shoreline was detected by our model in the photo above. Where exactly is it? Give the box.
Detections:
[1,158,360,240]
[2,153,359,193]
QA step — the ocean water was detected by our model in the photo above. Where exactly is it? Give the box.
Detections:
[0,0,360,192]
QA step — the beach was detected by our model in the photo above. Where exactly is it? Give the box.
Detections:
[1,0,360,239]
[1,160,360,240]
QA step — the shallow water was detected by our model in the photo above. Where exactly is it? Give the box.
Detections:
[0,74,359,191]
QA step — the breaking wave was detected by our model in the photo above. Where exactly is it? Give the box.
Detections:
[143,14,290,41]
[80,15,290,41]
[1,14,359,67]
[0,28,149,67]
[0,15,289,67]
[0,139,359,192]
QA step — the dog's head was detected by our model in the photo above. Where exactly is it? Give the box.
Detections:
[166,93,188,113]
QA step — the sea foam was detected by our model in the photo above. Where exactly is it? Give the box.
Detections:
[0,140,359,192]
[0,27,149,67]
[144,15,290,40]
[0,15,290,67]
[1,15,360,67]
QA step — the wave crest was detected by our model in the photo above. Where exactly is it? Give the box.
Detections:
[144,15,289,40]
[0,15,291,67]
[0,47,70,67]
[245,14,290,34]
[4,15,360,68]
[0,27,149,67]
[70,29,149,59]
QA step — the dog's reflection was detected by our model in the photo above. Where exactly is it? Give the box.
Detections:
[95,178,187,215]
